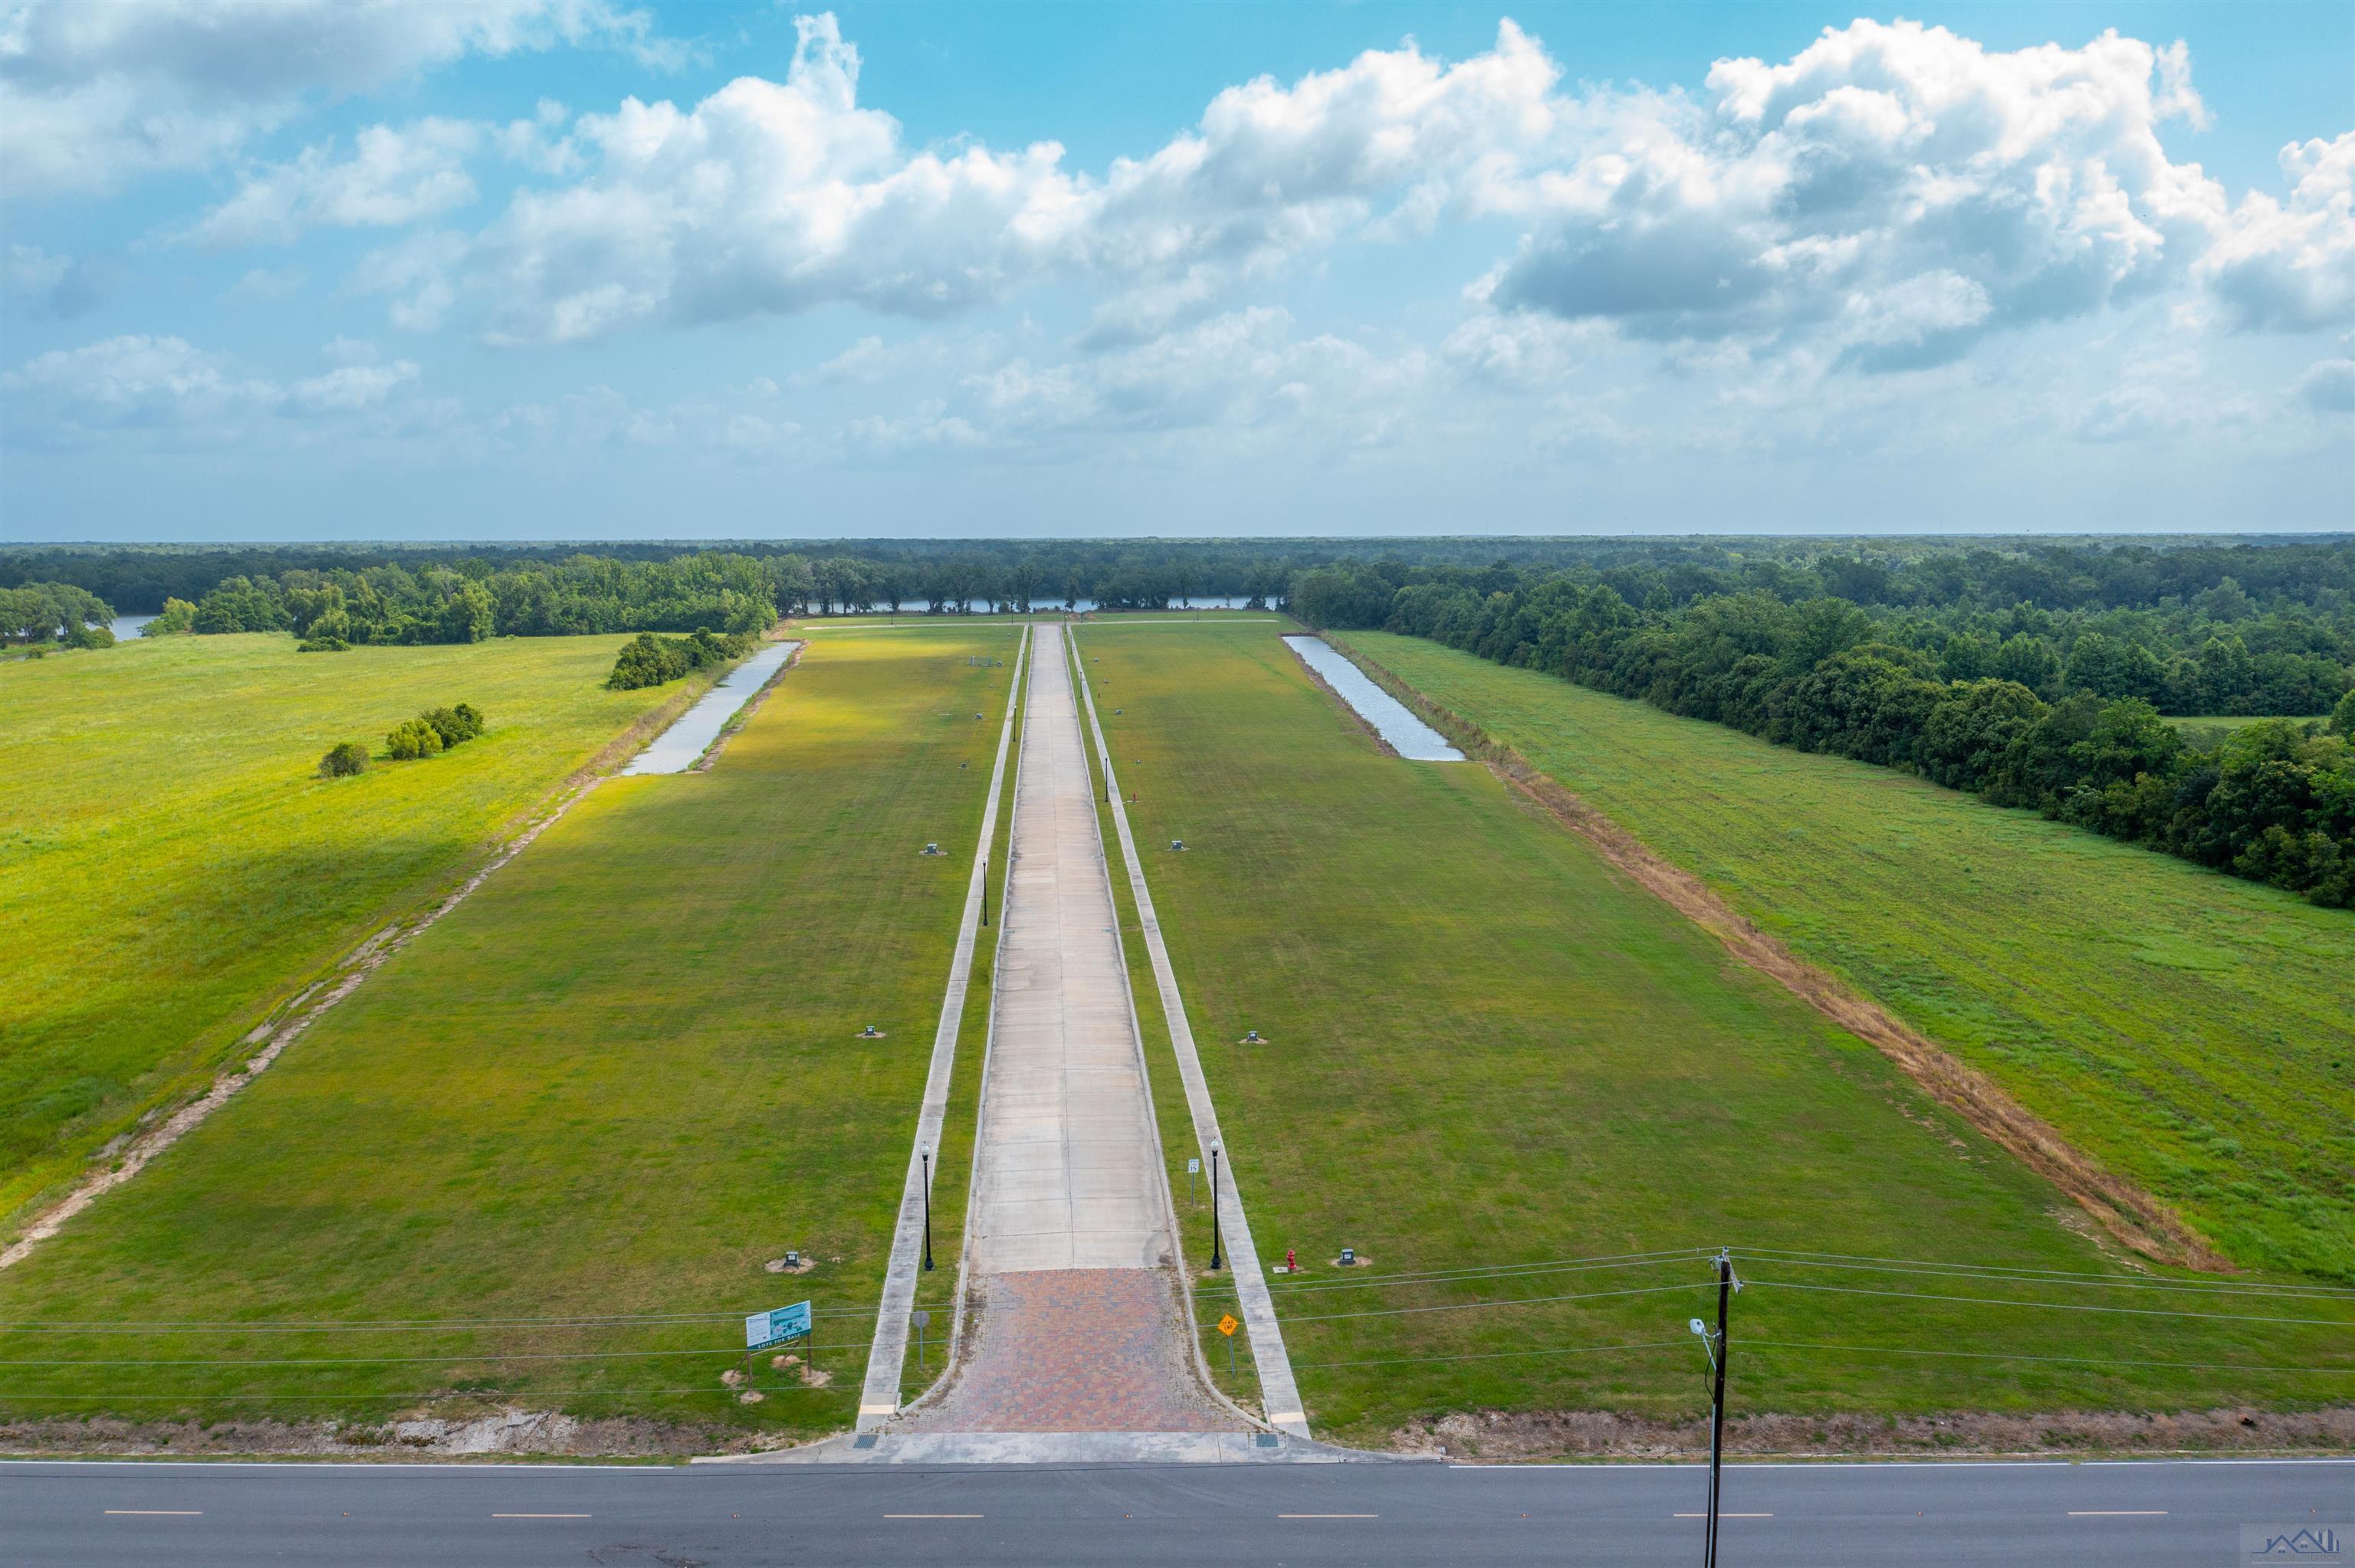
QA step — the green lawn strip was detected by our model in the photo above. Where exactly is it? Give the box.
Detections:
[1073,621,2351,1449]
[1338,631,2355,1284]
[0,631,714,1223]
[0,624,1020,1442]
[896,631,1030,1398]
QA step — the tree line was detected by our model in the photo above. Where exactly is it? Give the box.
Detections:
[1294,559,2354,906]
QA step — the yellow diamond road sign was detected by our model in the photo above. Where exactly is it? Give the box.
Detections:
[1217,1314,1240,1337]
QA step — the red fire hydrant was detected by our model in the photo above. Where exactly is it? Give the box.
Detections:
[1285,1248,1296,1274]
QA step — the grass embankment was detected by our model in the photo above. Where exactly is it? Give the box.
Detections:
[1340,632,2355,1284]
[0,625,1021,1442]
[0,632,701,1225]
[1072,622,2352,1448]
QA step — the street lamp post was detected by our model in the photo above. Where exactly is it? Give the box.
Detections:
[921,1145,934,1273]
[1208,1147,1223,1271]
[980,858,990,928]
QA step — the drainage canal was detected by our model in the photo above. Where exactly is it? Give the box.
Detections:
[1282,636,1465,761]
[622,640,801,775]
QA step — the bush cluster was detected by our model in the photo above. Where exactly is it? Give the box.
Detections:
[606,628,754,690]
[385,703,485,761]
[317,742,370,779]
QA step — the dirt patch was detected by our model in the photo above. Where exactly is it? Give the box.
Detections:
[1325,638,2229,1274]
[1391,1405,2355,1461]
[0,1406,800,1460]
[0,668,724,1271]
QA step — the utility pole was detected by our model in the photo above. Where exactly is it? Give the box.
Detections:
[921,1146,934,1272]
[1208,1147,1223,1271]
[1695,1248,1737,1568]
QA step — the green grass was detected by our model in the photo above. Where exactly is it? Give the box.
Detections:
[0,631,707,1222]
[1071,621,2352,1448]
[0,625,1021,1440]
[1341,631,2355,1284]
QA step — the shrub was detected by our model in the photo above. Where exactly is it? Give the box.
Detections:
[318,742,370,778]
[421,703,484,747]
[145,598,196,635]
[384,718,445,761]
[297,635,351,653]
[606,628,754,690]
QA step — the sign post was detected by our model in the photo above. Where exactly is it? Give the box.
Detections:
[1217,1314,1240,1377]
[913,1309,931,1372]
[1186,1156,1200,1203]
[746,1299,813,1383]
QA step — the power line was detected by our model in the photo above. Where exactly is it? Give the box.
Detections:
[1741,1340,2355,1378]
[0,1343,872,1369]
[1736,1248,2355,1302]
[0,1386,858,1402]
[1744,1278,2355,1328]
[1212,1280,1713,1329]
[0,1307,879,1335]
[1291,1339,1691,1372]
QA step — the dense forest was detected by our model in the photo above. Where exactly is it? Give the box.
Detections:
[1290,548,2354,906]
[7,535,2349,902]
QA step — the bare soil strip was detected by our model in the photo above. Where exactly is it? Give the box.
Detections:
[0,657,756,1270]
[1325,638,2230,1274]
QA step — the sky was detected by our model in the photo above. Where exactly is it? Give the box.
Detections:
[1,1,2350,543]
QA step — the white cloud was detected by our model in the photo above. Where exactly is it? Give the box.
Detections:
[2199,133,2355,332]
[378,15,1565,346]
[2294,356,2355,412]
[848,308,1436,461]
[0,0,674,195]
[2,243,117,317]
[1490,21,2238,368]
[349,11,2350,385]
[225,265,308,303]
[1,334,278,440]
[290,359,422,413]
[1,333,430,447]
[192,120,484,247]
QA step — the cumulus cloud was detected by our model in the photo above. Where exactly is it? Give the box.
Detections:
[1488,21,2241,368]
[0,0,673,195]
[191,120,484,247]
[2294,356,2355,412]
[847,307,1437,461]
[340,11,2349,382]
[1,333,429,448]
[2,243,116,317]
[2199,133,2355,332]
[368,14,1565,346]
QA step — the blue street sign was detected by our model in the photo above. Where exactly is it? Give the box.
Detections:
[745,1301,812,1350]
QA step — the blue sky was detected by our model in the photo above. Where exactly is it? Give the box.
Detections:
[2,1,2349,542]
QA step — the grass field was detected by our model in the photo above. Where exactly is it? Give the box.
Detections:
[0,631,711,1225]
[1071,621,2353,1448]
[0,625,1020,1442]
[1340,632,2355,1284]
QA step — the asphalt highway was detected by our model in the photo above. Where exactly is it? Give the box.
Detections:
[5,1455,2347,1566]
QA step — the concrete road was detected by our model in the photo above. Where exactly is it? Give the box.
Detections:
[7,1457,2344,1566]
[967,622,1168,1276]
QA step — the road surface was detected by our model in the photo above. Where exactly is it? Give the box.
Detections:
[6,1455,2344,1566]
